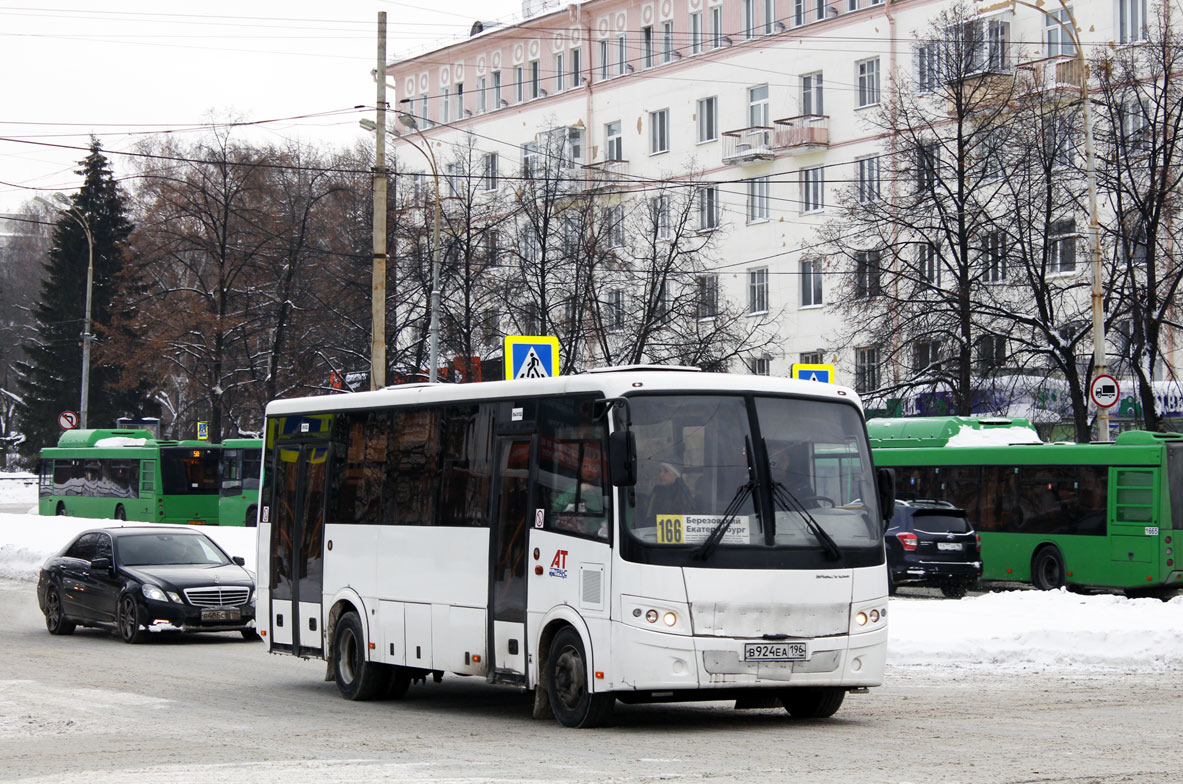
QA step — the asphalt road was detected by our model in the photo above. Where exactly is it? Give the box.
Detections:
[1,578,1177,784]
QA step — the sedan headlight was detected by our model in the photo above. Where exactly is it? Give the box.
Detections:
[141,584,169,602]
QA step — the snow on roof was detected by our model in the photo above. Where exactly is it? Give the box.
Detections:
[93,437,151,447]
[944,426,1045,447]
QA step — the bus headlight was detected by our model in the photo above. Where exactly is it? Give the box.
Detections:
[850,601,888,634]
[645,609,658,623]
[663,611,677,626]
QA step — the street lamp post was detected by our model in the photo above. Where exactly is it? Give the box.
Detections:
[35,193,94,429]
[978,0,1109,440]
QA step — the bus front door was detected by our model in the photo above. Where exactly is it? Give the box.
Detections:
[269,441,328,657]
[488,436,531,683]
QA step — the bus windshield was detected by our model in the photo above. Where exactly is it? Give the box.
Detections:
[622,394,879,559]
[160,447,220,495]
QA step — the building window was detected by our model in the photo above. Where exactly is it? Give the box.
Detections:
[917,242,939,286]
[617,34,628,76]
[696,275,719,319]
[748,267,769,314]
[522,141,540,179]
[1118,0,1147,44]
[916,43,938,92]
[419,94,430,126]
[530,60,541,98]
[1049,220,1076,274]
[698,185,719,229]
[555,53,565,92]
[856,156,880,203]
[801,166,824,213]
[981,231,1006,282]
[855,346,880,393]
[607,290,626,331]
[917,142,939,193]
[697,96,718,143]
[642,26,654,68]
[649,109,669,154]
[748,356,771,375]
[802,72,823,115]
[476,77,487,114]
[515,66,525,103]
[800,351,824,365]
[857,58,880,107]
[710,5,723,49]
[748,84,770,127]
[764,0,776,34]
[913,339,942,373]
[977,334,1006,370]
[690,11,704,54]
[848,0,859,10]
[599,40,610,81]
[855,249,882,298]
[491,71,502,108]
[653,195,671,239]
[662,21,674,63]
[742,0,756,38]
[605,205,625,248]
[483,230,499,263]
[442,87,451,123]
[571,48,582,86]
[482,153,499,191]
[747,176,770,222]
[1045,9,1076,57]
[801,259,823,306]
[605,120,622,161]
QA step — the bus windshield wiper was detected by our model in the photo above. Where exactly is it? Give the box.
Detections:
[691,481,754,561]
[772,482,842,561]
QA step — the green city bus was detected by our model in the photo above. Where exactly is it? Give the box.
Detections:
[869,417,1183,596]
[218,437,262,527]
[38,429,222,524]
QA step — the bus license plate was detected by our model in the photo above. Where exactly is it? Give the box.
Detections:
[744,642,807,662]
[202,609,240,622]
[937,542,963,551]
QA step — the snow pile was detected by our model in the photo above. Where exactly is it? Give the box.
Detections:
[0,473,37,506]
[945,425,1045,447]
[888,589,1183,673]
[93,436,150,447]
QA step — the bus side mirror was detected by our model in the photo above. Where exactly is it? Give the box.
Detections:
[609,430,637,487]
[876,468,896,527]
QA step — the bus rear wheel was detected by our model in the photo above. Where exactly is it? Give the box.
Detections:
[781,687,845,719]
[55,502,66,516]
[1032,547,1066,590]
[114,504,126,521]
[547,627,614,728]
[333,611,384,701]
[245,506,258,527]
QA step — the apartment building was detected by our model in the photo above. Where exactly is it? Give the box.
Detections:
[382,0,1159,394]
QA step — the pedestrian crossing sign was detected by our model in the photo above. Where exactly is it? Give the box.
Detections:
[791,363,836,384]
[505,336,560,380]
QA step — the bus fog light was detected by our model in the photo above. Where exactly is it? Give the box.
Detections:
[662,611,677,626]
[645,609,658,623]
[855,611,868,626]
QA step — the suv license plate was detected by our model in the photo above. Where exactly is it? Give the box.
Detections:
[744,642,807,662]
[937,542,963,551]
[202,608,241,622]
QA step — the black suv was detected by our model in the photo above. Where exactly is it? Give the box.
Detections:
[886,500,982,598]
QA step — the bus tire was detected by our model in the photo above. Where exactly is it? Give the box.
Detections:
[245,506,258,527]
[333,612,384,701]
[1031,547,1066,591]
[44,587,76,635]
[781,687,845,719]
[546,627,614,728]
[55,502,66,516]
[382,666,412,700]
[114,504,126,521]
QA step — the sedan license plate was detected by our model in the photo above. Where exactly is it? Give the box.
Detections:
[937,542,963,551]
[201,608,241,622]
[744,642,807,662]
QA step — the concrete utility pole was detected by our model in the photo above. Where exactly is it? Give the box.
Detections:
[370,11,388,389]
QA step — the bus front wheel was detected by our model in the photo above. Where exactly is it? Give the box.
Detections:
[781,687,845,719]
[1032,547,1066,591]
[333,611,384,701]
[546,627,614,728]
[55,502,66,516]
[114,504,126,521]
[245,506,257,527]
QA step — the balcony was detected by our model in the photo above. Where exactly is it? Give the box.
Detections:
[773,114,829,153]
[721,127,775,164]
[1018,55,1084,98]
[579,159,629,193]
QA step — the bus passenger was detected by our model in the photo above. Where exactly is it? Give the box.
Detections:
[645,462,694,520]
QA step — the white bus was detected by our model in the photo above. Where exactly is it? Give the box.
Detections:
[256,367,893,727]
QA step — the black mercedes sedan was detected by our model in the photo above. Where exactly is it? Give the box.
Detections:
[36,525,257,643]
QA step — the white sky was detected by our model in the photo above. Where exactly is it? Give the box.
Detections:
[0,0,517,213]
[3,472,1182,674]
